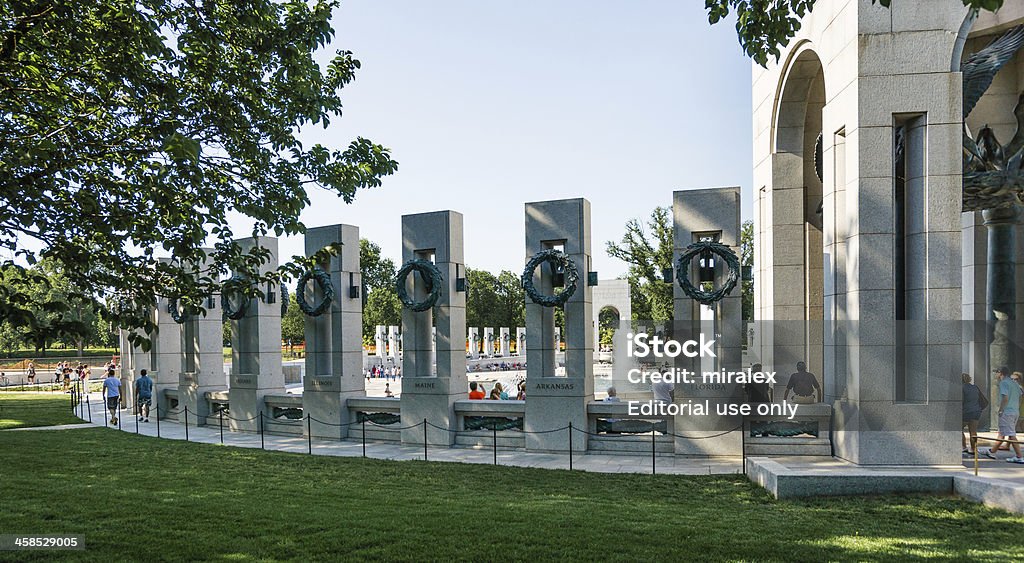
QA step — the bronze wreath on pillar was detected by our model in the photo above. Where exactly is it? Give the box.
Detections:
[221,275,251,321]
[522,249,579,307]
[295,267,334,317]
[675,241,740,305]
[395,259,443,312]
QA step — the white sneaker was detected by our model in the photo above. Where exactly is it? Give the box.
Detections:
[983,448,998,460]
[1007,457,1024,464]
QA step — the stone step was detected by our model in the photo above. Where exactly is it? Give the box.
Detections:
[454,434,526,448]
[588,436,675,454]
[745,438,832,456]
[349,427,400,442]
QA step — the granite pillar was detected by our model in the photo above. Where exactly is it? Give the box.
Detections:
[302,224,363,440]
[672,187,743,457]
[178,249,226,426]
[399,211,467,446]
[500,327,510,357]
[227,236,283,431]
[524,198,594,451]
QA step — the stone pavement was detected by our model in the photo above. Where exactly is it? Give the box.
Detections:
[65,393,1024,513]
[747,454,1024,514]
[73,393,741,476]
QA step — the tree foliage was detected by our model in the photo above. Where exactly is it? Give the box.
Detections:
[360,238,398,292]
[707,0,1005,66]
[0,0,397,348]
[597,307,620,348]
[606,207,674,322]
[466,268,524,335]
[741,219,754,321]
[360,238,399,343]
[281,294,304,345]
[0,259,100,354]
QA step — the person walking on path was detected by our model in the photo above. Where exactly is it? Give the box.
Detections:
[982,366,1024,463]
[134,369,153,422]
[1015,372,1024,434]
[103,370,122,426]
[962,373,987,455]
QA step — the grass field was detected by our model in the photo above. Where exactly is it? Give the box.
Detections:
[1,427,1023,561]
[0,393,82,430]
[0,382,103,394]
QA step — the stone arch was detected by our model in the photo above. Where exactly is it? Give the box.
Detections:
[591,279,631,353]
[758,44,827,387]
[597,305,621,350]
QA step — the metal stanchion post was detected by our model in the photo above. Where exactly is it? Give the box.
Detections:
[423,419,428,461]
[87,391,92,423]
[307,414,312,455]
[117,401,121,430]
[219,409,224,445]
[493,423,497,466]
[975,447,979,476]
[651,428,656,475]
[135,410,139,434]
[184,406,189,442]
[362,419,366,458]
[568,422,573,471]
[156,405,160,438]
[259,412,265,450]
[742,424,747,472]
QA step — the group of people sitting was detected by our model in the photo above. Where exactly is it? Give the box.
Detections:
[468,380,526,400]
[468,361,525,373]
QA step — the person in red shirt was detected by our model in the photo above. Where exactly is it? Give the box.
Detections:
[468,381,486,400]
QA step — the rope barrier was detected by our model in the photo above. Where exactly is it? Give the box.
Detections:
[23,400,1023,478]
[363,420,424,431]
[424,421,460,433]
[263,418,304,426]
[520,425,570,435]
[307,416,360,428]
[220,413,260,423]
[666,424,745,440]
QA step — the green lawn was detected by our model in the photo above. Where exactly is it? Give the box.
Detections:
[1,382,104,394]
[0,393,81,430]
[1,429,1022,561]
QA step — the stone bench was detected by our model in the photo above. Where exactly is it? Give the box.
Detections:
[198,390,231,427]
[744,403,832,456]
[586,401,674,454]
[453,399,526,448]
[347,396,402,442]
[256,394,305,435]
[162,388,180,420]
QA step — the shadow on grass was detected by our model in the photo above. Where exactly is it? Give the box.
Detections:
[0,428,1021,560]
[0,393,81,430]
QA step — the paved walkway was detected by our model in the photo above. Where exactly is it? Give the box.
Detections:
[71,394,742,476]
[62,394,1024,484]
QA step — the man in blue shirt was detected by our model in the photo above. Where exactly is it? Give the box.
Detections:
[134,369,154,423]
[103,369,121,426]
[983,366,1023,463]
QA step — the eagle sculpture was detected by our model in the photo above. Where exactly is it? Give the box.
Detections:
[961,25,1024,211]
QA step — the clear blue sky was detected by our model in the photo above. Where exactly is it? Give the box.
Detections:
[281,0,753,276]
